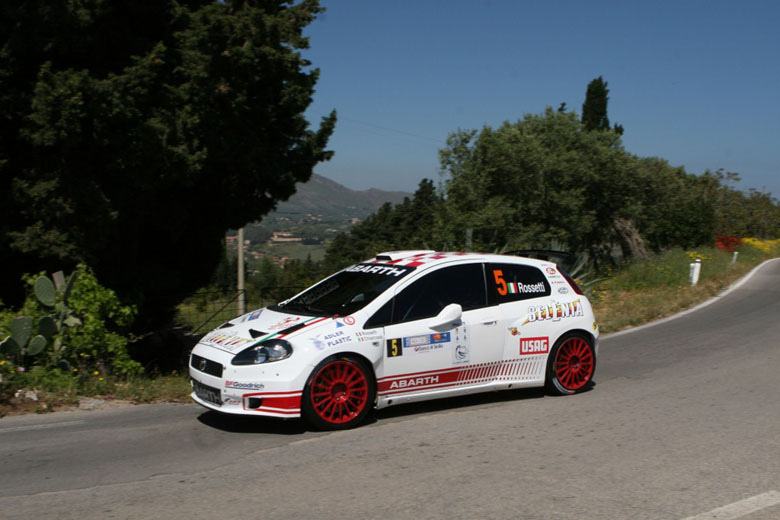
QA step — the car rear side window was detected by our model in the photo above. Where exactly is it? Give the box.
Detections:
[487,263,550,304]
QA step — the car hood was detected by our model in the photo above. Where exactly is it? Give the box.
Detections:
[198,307,340,354]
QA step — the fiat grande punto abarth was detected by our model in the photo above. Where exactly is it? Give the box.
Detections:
[189,250,599,430]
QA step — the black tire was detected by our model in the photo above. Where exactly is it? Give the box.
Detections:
[545,332,596,395]
[302,356,376,430]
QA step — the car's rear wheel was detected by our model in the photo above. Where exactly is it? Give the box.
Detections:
[545,332,595,395]
[302,356,375,430]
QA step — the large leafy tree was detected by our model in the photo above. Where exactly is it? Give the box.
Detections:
[0,0,336,324]
[436,109,715,263]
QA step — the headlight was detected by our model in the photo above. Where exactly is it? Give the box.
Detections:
[231,339,293,366]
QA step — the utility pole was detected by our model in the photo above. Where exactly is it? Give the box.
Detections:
[237,227,246,315]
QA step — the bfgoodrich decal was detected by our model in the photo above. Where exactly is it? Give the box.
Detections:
[225,381,265,390]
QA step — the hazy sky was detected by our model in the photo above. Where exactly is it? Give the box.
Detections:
[303,0,780,198]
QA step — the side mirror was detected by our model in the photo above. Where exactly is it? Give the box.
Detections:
[430,303,462,329]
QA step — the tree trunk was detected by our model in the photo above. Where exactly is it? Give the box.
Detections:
[613,217,650,260]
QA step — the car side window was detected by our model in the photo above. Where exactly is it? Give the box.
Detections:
[487,263,551,304]
[392,263,487,324]
[364,299,393,329]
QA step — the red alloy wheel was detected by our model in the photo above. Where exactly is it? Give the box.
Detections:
[309,360,370,425]
[553,336,594,391]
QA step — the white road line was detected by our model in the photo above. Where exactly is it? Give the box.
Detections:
[603,257,780,341]
[0,420,85,434]
[681,491,780,520]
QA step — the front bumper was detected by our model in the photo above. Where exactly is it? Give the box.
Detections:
[188,343,306,418]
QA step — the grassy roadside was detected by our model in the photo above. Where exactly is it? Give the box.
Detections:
[592,241,778,332]
[2,240,778,416]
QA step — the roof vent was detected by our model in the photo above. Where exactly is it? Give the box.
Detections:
[374,250,436,262]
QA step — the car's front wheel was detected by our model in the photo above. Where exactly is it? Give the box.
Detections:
[302,356,375,430]
[545,332,595,395]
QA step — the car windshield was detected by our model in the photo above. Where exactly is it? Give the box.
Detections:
[271,263,414,317]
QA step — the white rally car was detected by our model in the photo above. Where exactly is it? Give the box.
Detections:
[189,251,598,430]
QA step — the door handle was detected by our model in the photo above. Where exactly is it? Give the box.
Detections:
[481,320,497,326]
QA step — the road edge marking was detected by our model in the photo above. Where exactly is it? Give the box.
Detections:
[602,257,780,341]
[680,490,780,520]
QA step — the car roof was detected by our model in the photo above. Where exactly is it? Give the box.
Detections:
[363,250,555,271]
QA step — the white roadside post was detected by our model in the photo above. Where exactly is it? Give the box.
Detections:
[689,257,702,286]
[732,251,739,264]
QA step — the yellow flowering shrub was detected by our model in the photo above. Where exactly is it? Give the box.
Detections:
[742,238,780,254]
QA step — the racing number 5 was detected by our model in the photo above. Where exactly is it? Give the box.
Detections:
[386,338,402,357]
[493,269,508,296]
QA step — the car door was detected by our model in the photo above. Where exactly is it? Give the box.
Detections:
[376,262,504,395]
[486,262,553,382]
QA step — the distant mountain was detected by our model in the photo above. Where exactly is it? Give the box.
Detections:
[270,174,411,218]
[241,175,413,245]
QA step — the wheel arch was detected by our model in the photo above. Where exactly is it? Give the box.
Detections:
[560,328,596,347]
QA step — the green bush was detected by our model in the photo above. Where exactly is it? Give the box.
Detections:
[0,264,142,382]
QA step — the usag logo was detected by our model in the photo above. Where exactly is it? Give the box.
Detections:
[520,337,549,355]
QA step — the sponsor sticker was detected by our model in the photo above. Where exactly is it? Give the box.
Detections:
[246,310,263,321]
[201,332,254,352]
[323,330,352,347]
[545,267,557,275]
[403,332,451,348]
[225,381,265,390]
[389,375,440,389]
[345,264,408,277]
[557,286,569,295]
[520,337,549,355]
[309,336,327,350]
[523,299,583,326]
[508,327,519,336]
[453,343,470,364]
[268,316,301,331]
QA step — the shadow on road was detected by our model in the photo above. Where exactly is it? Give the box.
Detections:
[196,410,310,435]
[370,386,549,425]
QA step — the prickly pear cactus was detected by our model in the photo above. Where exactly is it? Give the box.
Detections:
[26,335,47,356]
[1,268,83,365]
[10,316,33,347]
[34,276,57,307]
[0,336,20,356]
[38,316,57,339]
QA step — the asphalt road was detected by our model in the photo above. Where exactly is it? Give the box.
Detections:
[1,259,779,520]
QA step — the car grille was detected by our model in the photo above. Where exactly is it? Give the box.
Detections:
[190,354,223,377]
